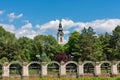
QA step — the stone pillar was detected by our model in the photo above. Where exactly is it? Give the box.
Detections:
[22,62,28,77]
[41,62,47,77]
[111,61,118,76]
[60,61,66,77]
[2,62,9,78]
[78,61,83,77]
[95,62,101,76]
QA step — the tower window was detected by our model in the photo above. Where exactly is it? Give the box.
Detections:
[60,33,63,36]
[60,37,62,42]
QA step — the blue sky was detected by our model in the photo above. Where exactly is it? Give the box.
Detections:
[0,0,120,43]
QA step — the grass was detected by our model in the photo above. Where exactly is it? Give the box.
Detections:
[29,69,41,75]
[0,77,120,80]
[48,69,59,74]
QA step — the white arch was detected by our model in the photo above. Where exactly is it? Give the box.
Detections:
[65,61,78,66]
[100,61,111,66]
[27,61,41,68]
[116,61,120,65]
[47,61,60,75]
[83,61,95,66]
[47,61,60,66]
[8,61,22,67]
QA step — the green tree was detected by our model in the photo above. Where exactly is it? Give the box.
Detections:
[66,27,104,61]
[18,37,33,61]
[79,27,104,61]
[110,25,120,60]
[99,32,112,60]
[65,31,80,61]
[33,35,63,61]
[0,26,20,62]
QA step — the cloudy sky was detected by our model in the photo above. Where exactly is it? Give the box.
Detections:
[0,0,120,43]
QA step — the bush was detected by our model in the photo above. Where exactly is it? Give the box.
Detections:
[0,57,8,63]
[54,52,71,62]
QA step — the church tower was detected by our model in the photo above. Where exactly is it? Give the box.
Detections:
[57,21,64,44]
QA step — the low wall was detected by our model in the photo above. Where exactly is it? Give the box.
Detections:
[0,61,120,78]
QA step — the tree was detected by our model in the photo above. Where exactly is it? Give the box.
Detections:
[33,35,63,61]
[32,35,43,61]
[87,27,95,35]
[99,32,112,60]
[65,31,81,61]
[110,25,120,60]
[66,27,104,61]
[2,25,120,62]
[79,27,104,61]
[18,37,33,61]
[0,26,20,62]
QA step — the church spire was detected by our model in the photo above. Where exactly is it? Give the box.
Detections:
[57,20,64,44]
[59,20,62,27]
[58,20,63,31]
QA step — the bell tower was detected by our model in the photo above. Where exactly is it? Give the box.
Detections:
[57,20,64,44]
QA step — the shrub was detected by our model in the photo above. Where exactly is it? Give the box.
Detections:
[54,52,71,62]
[0,57,8,63]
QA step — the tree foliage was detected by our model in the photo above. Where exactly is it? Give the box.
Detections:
[1,25,120,62]
[65,27,105,61]
[0,26,19,62]
[110,25,120,60]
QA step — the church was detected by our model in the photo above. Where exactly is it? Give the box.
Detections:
[57,21,64,45]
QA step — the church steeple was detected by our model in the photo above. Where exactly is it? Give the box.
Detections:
[57,20,64,44]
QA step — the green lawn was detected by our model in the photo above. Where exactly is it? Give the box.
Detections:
[29,69,41,75]
[0,77,120,80]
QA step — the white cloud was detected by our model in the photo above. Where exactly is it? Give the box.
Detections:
[64,31,70,34]
[36,19,76,35]
[15,22,37,39]
[1,18,120,43]
[61,19,76,29]
[21,22,32,29]
[63,37,69,44]
[76,19,120,34]
[36,18,120,43]
[0,10,4,15]
[0,24,15,33]
[8,12,23,22]
[37,20,59,34]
